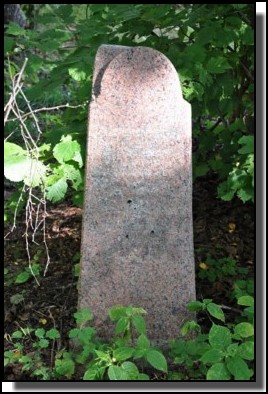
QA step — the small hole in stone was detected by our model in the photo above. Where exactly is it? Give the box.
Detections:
[126,235,129,238]
[151,230,155,234]
[127,200,132,204]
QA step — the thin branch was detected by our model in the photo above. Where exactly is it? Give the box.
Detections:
[6,102,88,123]
[4,57,52,283]
[220,304,242,314]
[43,196,51,277]
[4,58,28,125]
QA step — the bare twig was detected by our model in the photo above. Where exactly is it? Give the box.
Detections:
[43,196,51,276]
[4,57,28,125]
[4,57,53,284]
[5,102,88,123]
[220,304,242,314]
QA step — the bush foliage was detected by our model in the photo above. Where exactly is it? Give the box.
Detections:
[4,4,254,207]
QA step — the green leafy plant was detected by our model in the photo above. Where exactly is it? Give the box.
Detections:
[4,299,254,381]
[82,305,167,380]
[198,255,248,283]
[4,4,254,214]
[4,306,168,381]
[15,263,41,284]
[170,297,254,380]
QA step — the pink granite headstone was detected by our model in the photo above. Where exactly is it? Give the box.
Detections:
[79,45,195,344]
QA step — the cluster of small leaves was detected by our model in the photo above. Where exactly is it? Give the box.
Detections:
[170,296,254,380]
[217,135,254,203]
[198,255,248,283]
[5,306,167,381]
[4,135,84,205]
[4,298,254,381]
[4,4,254,209]
[82,305,167,380]
[4,326,60,380]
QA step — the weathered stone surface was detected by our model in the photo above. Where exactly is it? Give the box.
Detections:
[79,45,195,344]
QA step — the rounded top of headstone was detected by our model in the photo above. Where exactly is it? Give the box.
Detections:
[92,45,183,126]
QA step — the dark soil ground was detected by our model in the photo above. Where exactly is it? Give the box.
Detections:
[4,175,254,380]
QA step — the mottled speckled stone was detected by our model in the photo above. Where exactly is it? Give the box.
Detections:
[79,45,195,344]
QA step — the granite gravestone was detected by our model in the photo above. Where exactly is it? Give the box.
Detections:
[79,45,195,344]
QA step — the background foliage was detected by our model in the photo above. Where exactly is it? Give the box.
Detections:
[4,4,254,209]
[4,4,255,381]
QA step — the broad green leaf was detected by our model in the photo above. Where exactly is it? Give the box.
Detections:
[181,321,200,336]
[234,322,254,338]
[4,142,46,186]
[137,334,150,350]
[5,23,26,36]
[218,181,236,201]
[75,344,95,364]
[53,138,81,164]
[132,315,146,334]
[226,356,253,380]
[194,164,210,178]
[146,350,167,373]
[23,160,47,187]
[113,347,134,361]
[19,355,32,364]
[38,338,49,348]
[83,366,101,380]
[237,341,254,360]
[237,295,254,307]
[180,322,189,337]
[108,365,128,380]
[226,343,239,357]
[68,67,87,81]
[200,349,224,364]
[95,350,111,363]
[203,299,213,305]
[46,328,60,339]
[74,308,93,324]
[11,331,23,339]
[109,305,126,321]
[209,324,231,350]
[68,328,80,338]
[207,303,225,322]
[78,327,95,344]
[186,340,200,356]
[138,373,150,380]
[15,271,30,284]
[186,300,204,312]
[237,188,254,203]
[4,142,27,180]
[55,358,75,378]
[35,328,45,338]
[62,164,83,190]
[207,363,231,380]
[121,361,139,378]
[196,26,215,45]
[46,178,68,202]
[238,136,254,154]
[126,306,147,316]
[207,57,231,74]
[115,317,129,334]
